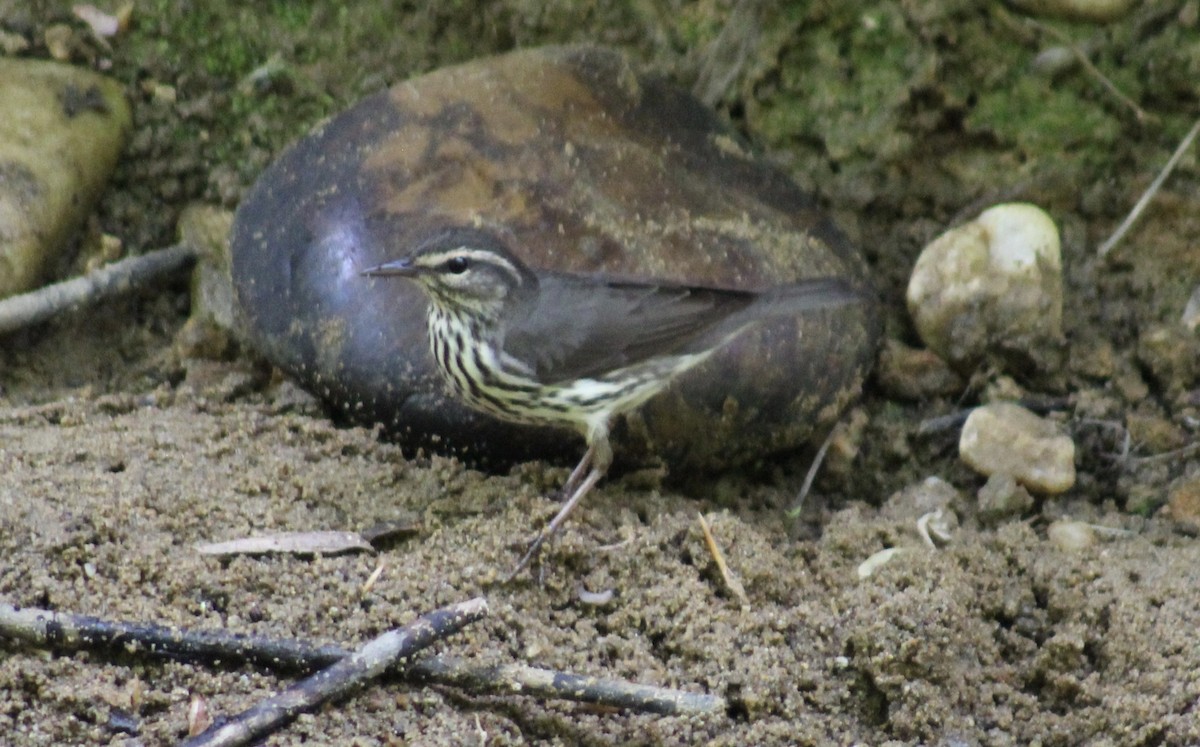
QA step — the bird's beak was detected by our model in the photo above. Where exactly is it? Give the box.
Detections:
[360,258,417,278]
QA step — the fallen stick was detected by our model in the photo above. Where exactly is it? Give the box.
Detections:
[0,242,197,336]
[0,602,725,716]
[409,656,725,715]
[1097,115,1200,259]
[180,597,488,747]
[0,601,348,671]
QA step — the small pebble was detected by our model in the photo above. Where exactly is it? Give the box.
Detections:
[1047,520,1096,551]
[906,203,1063,368]
[1164,475,1200,530]
[875,339,965,400]
[959,402,1076,494]
[1125,411,1187,454]
[882,476,961,521]
[1136,323,1200,394]
[179,205,238,333]
[977,473,1035,525]
[1183,284,1200,332]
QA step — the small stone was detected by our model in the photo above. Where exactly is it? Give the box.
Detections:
[1164,475,1200,531]
[881,476,961,521]
[823,408,870,478]
[1125,412,1187,454]
[906,203,1063,369]
[43,25,75,61]
[1112,362,1151,404]
[1183,284,1200,332]
[977,473,1035,525]
[0,29,30,55]
[959,402,1076,494]
[1047,520,1096,551]
[1072,388,1121,420]
[179,204,238,333]
[981,375,1028,404]
[0,59,131,298]
[875,339,964,400]
[1137,323,1200,394]
[1069,338,1116,380]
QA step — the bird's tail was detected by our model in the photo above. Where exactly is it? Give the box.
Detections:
[754,277,871,318]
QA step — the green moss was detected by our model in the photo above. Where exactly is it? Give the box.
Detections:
[747,2,934,163]
[968,75,1122,153]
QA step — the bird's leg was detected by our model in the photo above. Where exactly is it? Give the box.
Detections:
[556,442,595,501]
[507,426,614,580]
[507,467,603,580]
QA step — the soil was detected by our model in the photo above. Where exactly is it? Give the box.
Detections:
[2,2,1199,745]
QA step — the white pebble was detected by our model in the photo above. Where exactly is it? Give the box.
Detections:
[1047,520,1096,551]
[906,203,1063,367]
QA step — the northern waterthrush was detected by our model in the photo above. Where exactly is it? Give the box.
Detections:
[362,228,865,577]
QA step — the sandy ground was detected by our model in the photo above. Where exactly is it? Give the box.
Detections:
[3,2,1200,745]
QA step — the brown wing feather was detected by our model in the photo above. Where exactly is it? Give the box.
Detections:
[501,273,757,384]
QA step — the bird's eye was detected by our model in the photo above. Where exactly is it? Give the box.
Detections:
[444,256,470,274]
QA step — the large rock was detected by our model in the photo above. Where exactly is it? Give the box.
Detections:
[232,45,878,471]
[0,59,131,299]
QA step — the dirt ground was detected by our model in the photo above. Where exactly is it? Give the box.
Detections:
[3,2,1200,745]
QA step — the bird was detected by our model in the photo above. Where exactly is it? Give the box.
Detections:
[361,227,865,578]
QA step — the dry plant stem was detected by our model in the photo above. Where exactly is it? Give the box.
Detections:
[180,597,488,747]
[0,602,725,716]
[697,513,749,607]
[0,243,198,335]
[788,426,836,515]
[1097,116,1200,259]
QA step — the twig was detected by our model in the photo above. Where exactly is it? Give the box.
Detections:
[787,426,836,516]
[1023,18,1150,124]
[1126,440,1200,465]
[1098,115,1200,259]
[0,602,725,716]
[0,243,197,336]
[697,513,749,607]
[180,597,488,747]
[410,656,725,715]
[917,397,1073,437]
[0,602,349,671]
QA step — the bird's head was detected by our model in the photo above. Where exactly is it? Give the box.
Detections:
[361,229,536,318]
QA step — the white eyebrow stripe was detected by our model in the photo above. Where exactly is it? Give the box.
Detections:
[417,246,525,285]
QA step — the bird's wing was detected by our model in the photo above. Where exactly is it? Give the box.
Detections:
[501,273,758,384]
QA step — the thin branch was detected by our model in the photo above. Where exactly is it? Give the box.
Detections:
[1025,18,1150,124]
[0,243,197,336]
[0,602,349,671]
[0,602,725,716]
[180,597,488,747]
[1127,440,1200,465]
[787,425,836,516]
[1098,116,1200,259]
[410,656,726,716]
